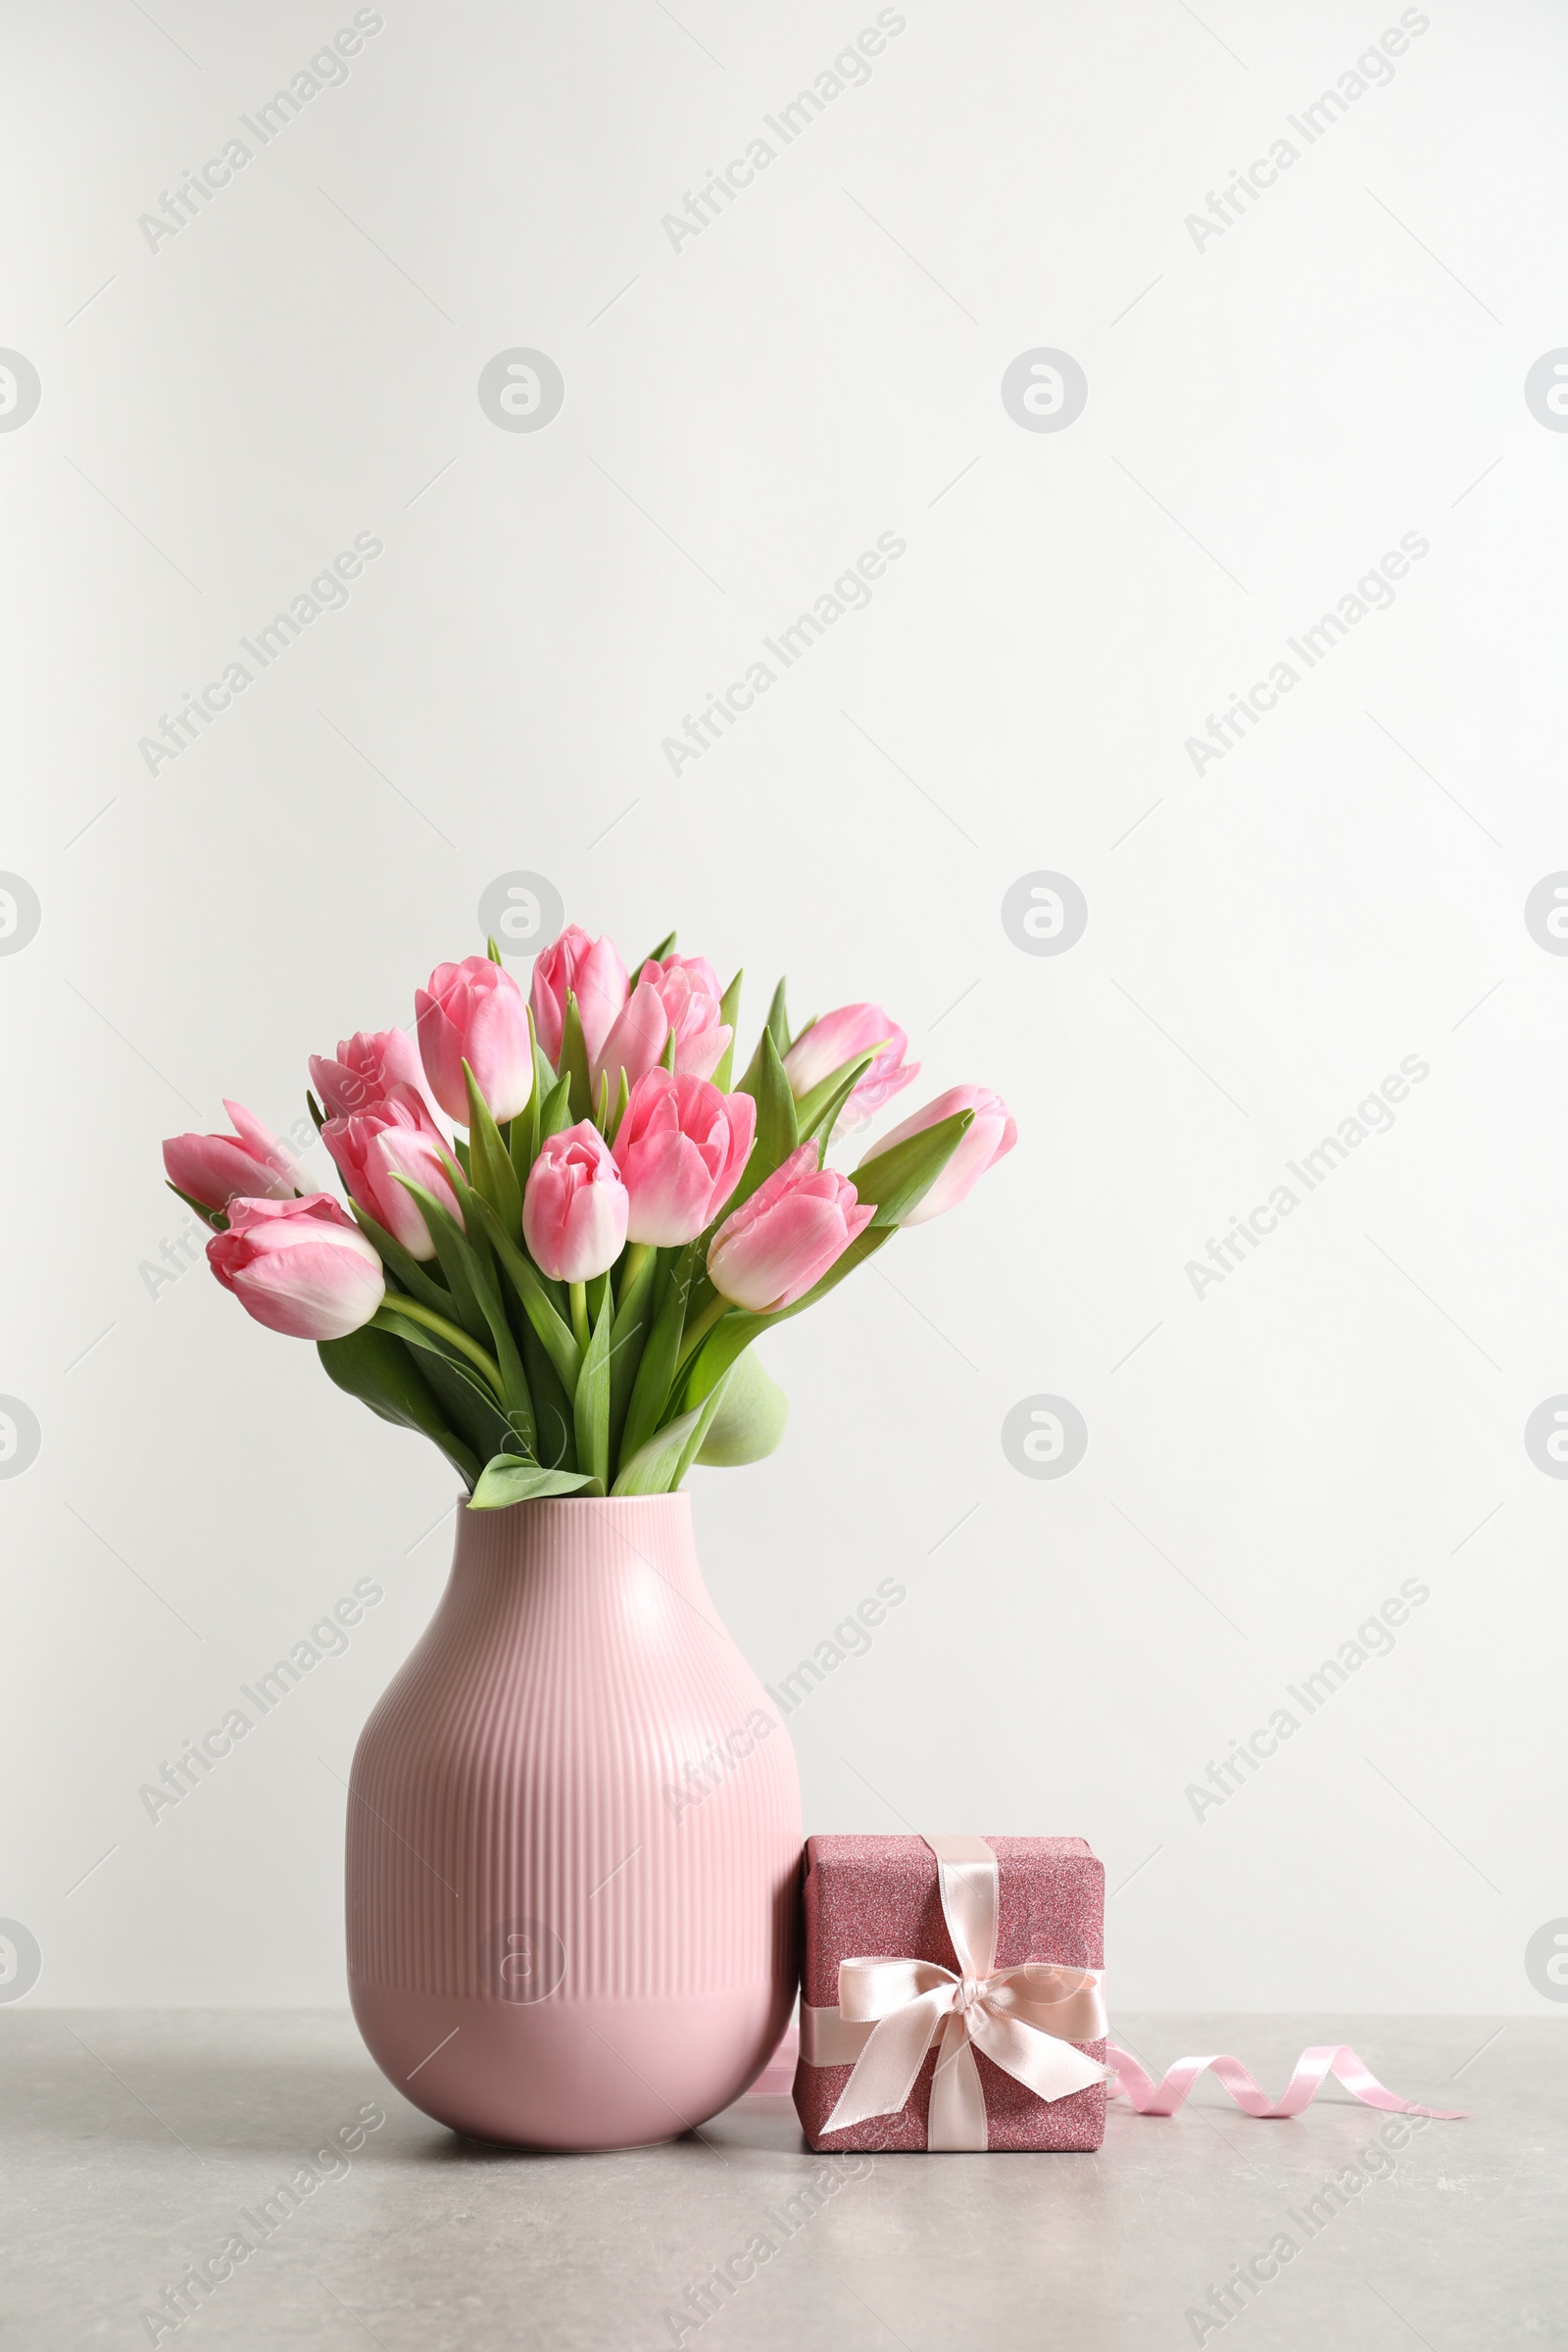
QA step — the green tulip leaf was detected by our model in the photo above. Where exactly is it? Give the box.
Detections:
[608,1243,658,1460]
[611,1368,732,1495]
[850,1110,974,1227]
[513,1006,549,1185]
[318,1327,480,1488]
[561,991,593,1121]
[617,1243,697,1467]
[608,1065,631,1146]
[166,1182,225,1231]
[388,1174,489,1342]
[348,1203,452,1316]
[398,1174,536,1447]
[441,1172,537,1441]
[737,983,789,1100]
[765,976,790,1053]
[696,1347,788,1465]
[538,1071,573,1146]
[517,1317,575,1474]
[573,1288,613,1492]
[463,1059,523,1238]
[369,1303,507,1423]
[466,1190,582,1395]
[468,1456,598,1509]
[730,1029,799,1213]
[712,968,743,1093]
[795,1052,876,1155]
[416,1344,528,1467]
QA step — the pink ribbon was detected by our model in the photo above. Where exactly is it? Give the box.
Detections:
[1104,2041,1468,2121]
[815,1834,1108,2150]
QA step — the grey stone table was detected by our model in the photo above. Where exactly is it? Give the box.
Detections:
[1,2013,1561,2350]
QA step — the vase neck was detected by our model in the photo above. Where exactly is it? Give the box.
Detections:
[442,1494,708,1628]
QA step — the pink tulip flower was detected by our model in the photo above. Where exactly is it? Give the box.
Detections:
[707,1142,874,1312]
[647,951,724,1004]
[861,1086,1017,1226]
[529,925,629,1066]
[416,956,534,1125]
[207,1194,385,1341]
[310,1028,440,1124]
[322,1090,463,1261]
[781,1003,918,1126]
[522,1121,630,1284]
[594,955,731,1100]
[163,1102,307,1212]
[643,954,731,1073]
[612,1069,757,1247]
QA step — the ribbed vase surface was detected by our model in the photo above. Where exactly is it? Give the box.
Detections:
[346,1494,801,2149]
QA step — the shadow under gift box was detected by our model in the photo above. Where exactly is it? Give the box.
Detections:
[345,1495,802,2151]
[793,1835,1107,2152]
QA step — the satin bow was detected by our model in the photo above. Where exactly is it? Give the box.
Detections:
[820,1835,1108,2150]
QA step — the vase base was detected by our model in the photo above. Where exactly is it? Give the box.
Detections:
[349,1977,792,2152]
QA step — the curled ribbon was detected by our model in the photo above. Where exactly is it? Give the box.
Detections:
[816,1834,1108,2150]
[1103,2042,1468,2122]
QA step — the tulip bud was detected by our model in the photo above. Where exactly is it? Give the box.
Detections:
[529,925,629,1066]
[163,1101,307,1212]
[708,1142,873,1312]
[860,1086,1016,1225]
[612,1069,756,1247]
[781,1003,917,1125]
[207,1195,385,1341]
[322,1089,463,1260]
[416,956,533,1125]
[522,1121,630,1283]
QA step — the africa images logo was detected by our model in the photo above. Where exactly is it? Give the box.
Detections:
[0,1921,42,2003]
[477,351,564,433]
[0,351,41,431]
[1002,1396,1088,1479]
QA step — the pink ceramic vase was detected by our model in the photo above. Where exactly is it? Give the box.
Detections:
[346,1494,801,2150]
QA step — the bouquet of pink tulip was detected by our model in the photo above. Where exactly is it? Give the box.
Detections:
[162,927,1015,1503]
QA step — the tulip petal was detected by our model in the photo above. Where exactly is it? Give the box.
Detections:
[594,982,668,1101]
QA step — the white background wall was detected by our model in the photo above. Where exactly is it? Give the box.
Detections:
[3,0,1566,2015]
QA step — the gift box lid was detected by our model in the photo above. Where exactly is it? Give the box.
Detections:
[802,1835,1103,2006]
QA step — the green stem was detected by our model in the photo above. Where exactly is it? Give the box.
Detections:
[616,1241,653,1310]
[569,1281,591,1353]
[375,1298,506,1400]
[674,1291,729,1376]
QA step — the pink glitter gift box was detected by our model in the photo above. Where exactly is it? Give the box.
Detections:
[792,1834,1107,2153]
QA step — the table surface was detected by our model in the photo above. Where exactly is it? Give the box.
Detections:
[2,2011,1560,2351]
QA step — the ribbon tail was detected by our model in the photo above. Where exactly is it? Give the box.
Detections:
[822,1988,951,2132]
[968,2006,1109,2107]
[1103,2041,1469,2123]
[927,2015,989,2151]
